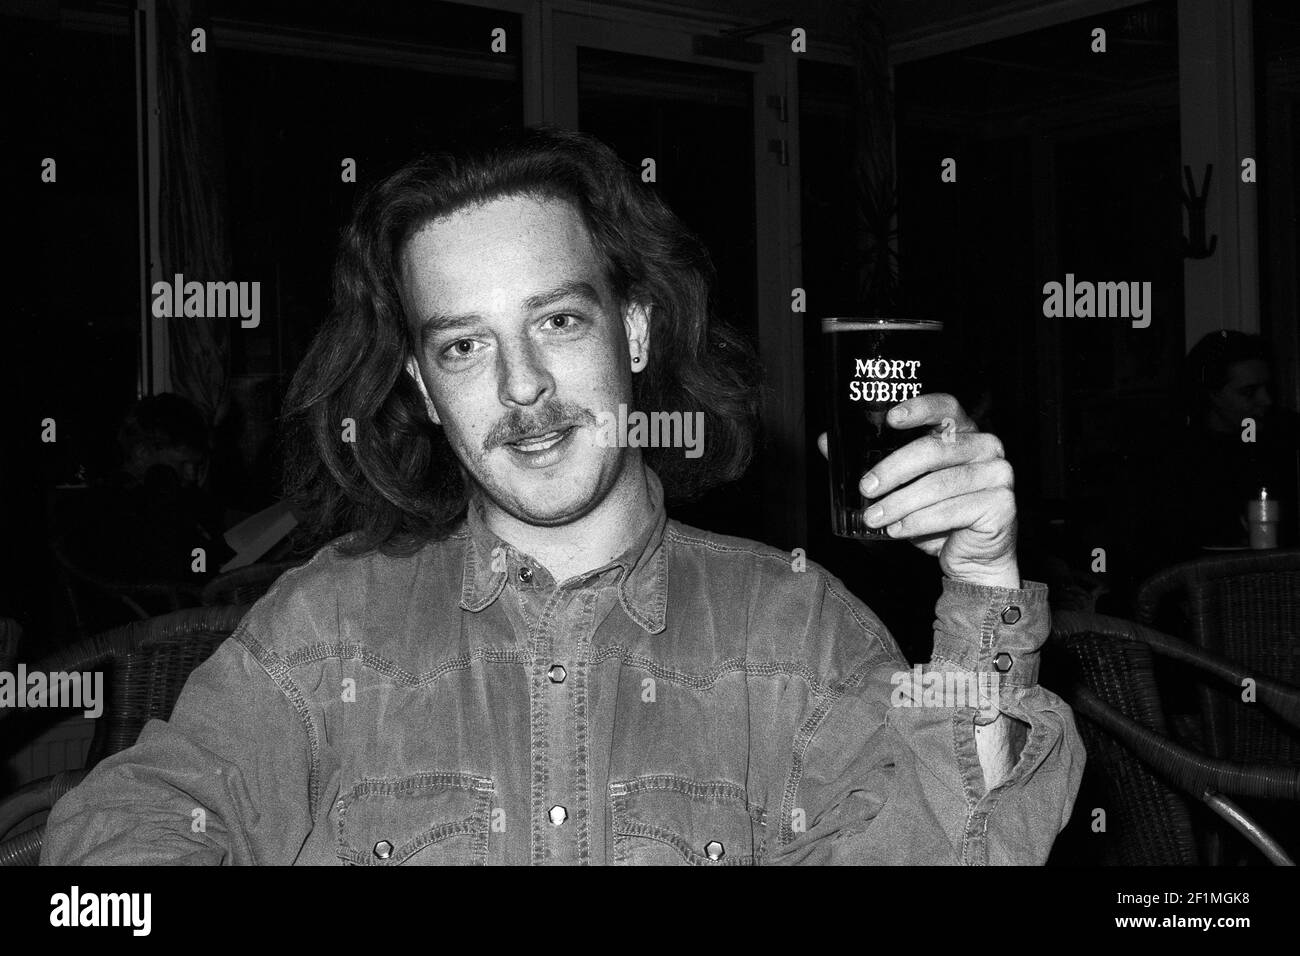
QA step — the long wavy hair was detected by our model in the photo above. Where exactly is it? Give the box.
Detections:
[282,126,761,556]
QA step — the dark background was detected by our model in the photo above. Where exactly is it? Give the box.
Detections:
[2,0,1298,654]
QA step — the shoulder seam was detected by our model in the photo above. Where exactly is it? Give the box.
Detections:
[820,576,892,657]
[668,527,892,657]
[230,621,325,823]
[778,659,879,850]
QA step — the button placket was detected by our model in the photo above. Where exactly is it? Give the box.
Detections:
[537,589,596,861]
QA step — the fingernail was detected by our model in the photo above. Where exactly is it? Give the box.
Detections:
[861,473,879,495]
[865,505,884,526]
[886,521,903,537]
[890,406,909,422]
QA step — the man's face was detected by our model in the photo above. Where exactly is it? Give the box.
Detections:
[402,194,648,526]
[1210,358,1273,428]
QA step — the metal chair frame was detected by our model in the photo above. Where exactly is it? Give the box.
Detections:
[1052,610,1300,865]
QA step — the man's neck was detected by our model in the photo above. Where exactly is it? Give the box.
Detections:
[479,463,656,583]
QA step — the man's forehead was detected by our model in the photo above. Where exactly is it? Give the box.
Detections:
[401,195,609,307]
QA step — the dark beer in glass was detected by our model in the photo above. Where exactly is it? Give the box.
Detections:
[821,318,945,539]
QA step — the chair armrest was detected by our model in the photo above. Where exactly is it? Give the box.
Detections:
[0,825,46,867]
[1134,566,1184,626]
[1054,610,1300,733]
[0,769,88,842]
[1070,684,1300,801]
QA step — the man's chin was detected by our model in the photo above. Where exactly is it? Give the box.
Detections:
[479,462,612,527]
[492,485,604,527]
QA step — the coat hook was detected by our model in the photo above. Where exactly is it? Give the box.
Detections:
[1180,163,1217,259]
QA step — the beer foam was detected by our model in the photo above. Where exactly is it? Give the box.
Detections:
[821,318,943,333]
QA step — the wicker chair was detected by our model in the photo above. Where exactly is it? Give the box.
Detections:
[1136,549,1300,769]
[1048,611,1300,865]
[0,605,247,865]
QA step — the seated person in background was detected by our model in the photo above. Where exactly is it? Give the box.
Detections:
[67,393,232,585]
[1176,331,1299,550]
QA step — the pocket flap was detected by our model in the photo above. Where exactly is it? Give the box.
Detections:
[610,775,766,865]
[337,770,493,865]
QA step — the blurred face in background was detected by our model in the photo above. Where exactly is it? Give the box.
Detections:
[128,443,208,488]
[1208,358,1274,432]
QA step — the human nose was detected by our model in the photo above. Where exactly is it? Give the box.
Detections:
[496,338,554,408]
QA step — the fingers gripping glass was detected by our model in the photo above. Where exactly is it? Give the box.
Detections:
[821,319,945,540]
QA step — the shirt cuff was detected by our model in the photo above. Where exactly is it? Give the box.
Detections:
[929,578,1050,688]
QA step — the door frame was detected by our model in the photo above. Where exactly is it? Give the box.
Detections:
[519,0,852,548]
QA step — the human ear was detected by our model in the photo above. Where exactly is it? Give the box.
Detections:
[624,301,652,371]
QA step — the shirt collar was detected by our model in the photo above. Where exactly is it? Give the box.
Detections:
[458,468,668,634]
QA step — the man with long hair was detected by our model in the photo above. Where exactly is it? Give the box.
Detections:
[44,127,1081,865]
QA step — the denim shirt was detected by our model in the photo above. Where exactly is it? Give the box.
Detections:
[42,470,1083,865]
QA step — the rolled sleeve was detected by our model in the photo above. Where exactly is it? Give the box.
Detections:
[930,578,1050,689]
[769,577,1085,865]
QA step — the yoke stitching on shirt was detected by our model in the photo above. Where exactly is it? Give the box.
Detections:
[587,646,828,695]
[279,643,531,684]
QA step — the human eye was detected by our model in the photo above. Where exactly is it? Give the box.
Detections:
[542,313,585,332]
[440,338,484,361]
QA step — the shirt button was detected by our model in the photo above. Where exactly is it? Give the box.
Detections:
[547,664,567,684]
[704,840,725,861]
[518,566,533,583]
[1000,605,1022,625]
[548,805,568,826]
[373,839,394,860]
[993,651,1014,673]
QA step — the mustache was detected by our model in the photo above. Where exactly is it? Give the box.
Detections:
[485,402,599,449]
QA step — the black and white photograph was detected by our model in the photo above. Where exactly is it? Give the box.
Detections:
[1,0,1298,927]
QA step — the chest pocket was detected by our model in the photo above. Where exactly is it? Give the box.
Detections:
[610,775,766,865]
[336,771,494,865]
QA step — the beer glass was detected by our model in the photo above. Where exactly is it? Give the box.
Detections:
[821,318,945,539]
